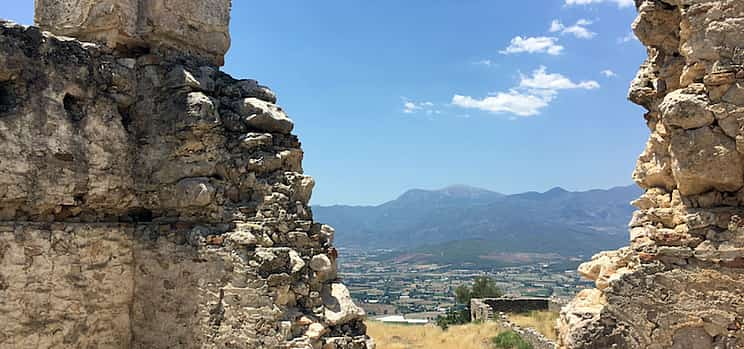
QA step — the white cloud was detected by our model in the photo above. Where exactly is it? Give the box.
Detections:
[452,66,600,117]
[601,69,617,77]
[549,19,596,39]
[452,92,552,117]
[550,20,564,33]
[519,66,600,90]
[500,36,564,56]
[403,99,439,115]
[565,0,634,8]
[403,101,419,114]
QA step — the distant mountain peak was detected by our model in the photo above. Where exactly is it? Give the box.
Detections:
[545,186,569,194]
[312,184,642,256]
[389,185,503,207]
[438,184,501,197]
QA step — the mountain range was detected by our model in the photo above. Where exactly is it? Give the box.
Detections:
[313,185,642,261]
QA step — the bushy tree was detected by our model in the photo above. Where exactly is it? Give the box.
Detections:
[454,284,472,305]
[456,276,504,304]
[437,276,503,329]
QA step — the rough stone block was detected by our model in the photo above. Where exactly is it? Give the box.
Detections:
[34,0,231,66]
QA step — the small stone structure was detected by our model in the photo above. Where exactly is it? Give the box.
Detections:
[0,1,371,348]
[471,299,558,349]
[558,0,744,348]
[470,297,562,322]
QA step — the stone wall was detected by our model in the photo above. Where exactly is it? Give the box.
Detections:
[558,1,744,348]
[496,314,557,349]
[471,298,494,322]
[0,3,371,347]
[471,300,557,349]
[470,297,557,320]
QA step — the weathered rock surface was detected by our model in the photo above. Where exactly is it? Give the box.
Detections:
[0,2,370,347]
[34,0,231,66]
[559,1,744,348]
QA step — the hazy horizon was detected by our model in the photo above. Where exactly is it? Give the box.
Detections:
[314,182,639,206]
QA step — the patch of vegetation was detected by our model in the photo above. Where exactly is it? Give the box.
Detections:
[491,331,533,349]
[508,311,559,340]
[436,277,503,330]
[435,305,470,330]
[455,276,504,304]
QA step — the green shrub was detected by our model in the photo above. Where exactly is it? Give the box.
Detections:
[491,331,533,349]
[435,306,470,330]
[455,276,504,305]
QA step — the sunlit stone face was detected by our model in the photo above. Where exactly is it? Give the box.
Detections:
[34,0,231,66]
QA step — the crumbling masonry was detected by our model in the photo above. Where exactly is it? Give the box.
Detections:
[559,1,744,348]
[0,1,372,348]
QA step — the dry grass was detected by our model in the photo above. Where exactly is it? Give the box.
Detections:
[507,311,559,341]
[367,321,503,349]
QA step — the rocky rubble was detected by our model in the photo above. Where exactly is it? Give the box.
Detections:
[0,2,371,348]
[558,1,744,348]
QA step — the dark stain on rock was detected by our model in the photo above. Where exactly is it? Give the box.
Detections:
[0,81,17,115]
[63,93,85,123]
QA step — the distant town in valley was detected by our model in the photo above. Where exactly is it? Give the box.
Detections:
[338,247,592,322]
[313,185,639,322]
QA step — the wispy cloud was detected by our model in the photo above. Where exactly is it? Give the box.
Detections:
[402,98,440,115]
[473,59,496,67]
[617,32,639,44]
[452,66,599,117]
[565,0,634,8]
[500,36,564,56]
[601,69,617,77]
[549,19,596,39]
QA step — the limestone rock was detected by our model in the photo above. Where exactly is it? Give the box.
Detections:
[35,0,231,66]
[577,249,633,291]
[174,177,216,207]
[306,323,328,340]
[659,87,714,129]
[235,97,295,134]
[633,129,675,191]
[669,126,743,195]
[321,224,336,244]
[228,230,258,247]
[557,289,607,349]
[311,253,337,282]
[34,0,139,47]
[322,283,366,326]
[141,0,231,66]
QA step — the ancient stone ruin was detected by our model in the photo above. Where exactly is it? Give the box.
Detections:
[559,1,744,348]
[0,1,371,348]
[470,297,563,322]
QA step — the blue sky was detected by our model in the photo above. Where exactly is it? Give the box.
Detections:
[6,0,647,205]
